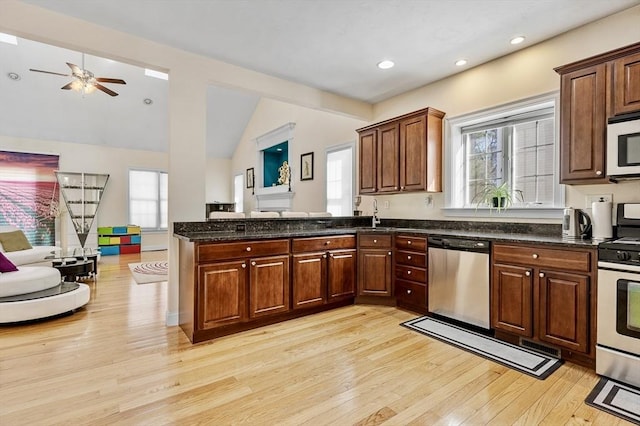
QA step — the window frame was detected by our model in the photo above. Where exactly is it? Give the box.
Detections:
[325,142,355,216]
[443,92,564,219]
[128,168,168,231]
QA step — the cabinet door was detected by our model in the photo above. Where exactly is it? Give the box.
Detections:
[292,252,326,309]
[358,249,392,296]
[359,129,377,194]
[559,64,607,183]
[197,260,247,330]
[613,51,640,115]
[399,114,426,192]
[328,249,356,301]
[538,270,589,353]
[377,122,400,193]
[491,264,533,337]
[249,255,290,318]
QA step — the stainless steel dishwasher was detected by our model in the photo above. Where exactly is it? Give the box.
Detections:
[428,236,490,329]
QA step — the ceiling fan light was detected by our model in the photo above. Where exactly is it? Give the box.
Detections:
[70,80,83,91]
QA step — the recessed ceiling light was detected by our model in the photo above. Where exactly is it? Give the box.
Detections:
[510,36,525,45]
[144,68,169,80]
[377,60,395,70]
[143,98,153,105]
[7,72,20,81]
[455,59,467,67]
[0,32,18,45]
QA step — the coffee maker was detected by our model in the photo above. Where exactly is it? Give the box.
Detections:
[562,208,592,239]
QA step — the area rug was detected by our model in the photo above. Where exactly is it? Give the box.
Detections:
[585,377,640,424]
[128,261,168,284]
[402,316,562,380]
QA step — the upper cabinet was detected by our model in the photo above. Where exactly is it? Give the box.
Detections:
[357,107,445,194]
[555,42,640,184]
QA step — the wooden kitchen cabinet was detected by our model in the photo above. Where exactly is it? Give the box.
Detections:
[394,234,428,313]
[555,41,640,184]
[613,51,640,115]
[249,254,290,318]
[198,260,248,330]
[357,107,444,194]
[291,235,356,309]
[491,243,596,367]
[358,233,393,297]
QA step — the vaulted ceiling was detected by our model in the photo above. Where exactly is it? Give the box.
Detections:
[2,0,638,157]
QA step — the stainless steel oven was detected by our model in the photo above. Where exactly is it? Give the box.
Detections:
[597,203,640,387]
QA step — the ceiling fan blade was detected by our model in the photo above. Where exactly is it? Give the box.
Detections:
[66,62,82,75]
[60,82,74,90]
[94,83,118,96]
[29,68,69,77]
[96,77,126,85]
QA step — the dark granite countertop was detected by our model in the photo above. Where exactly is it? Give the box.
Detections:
[173,217,602,249]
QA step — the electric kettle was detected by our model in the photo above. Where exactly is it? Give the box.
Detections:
[562,208,592,239]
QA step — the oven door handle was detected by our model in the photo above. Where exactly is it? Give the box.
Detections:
[599,261,640,274]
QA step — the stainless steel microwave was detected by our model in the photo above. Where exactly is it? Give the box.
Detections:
[607,111,640,178]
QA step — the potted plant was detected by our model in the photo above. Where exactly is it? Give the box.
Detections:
[474,182,523,212]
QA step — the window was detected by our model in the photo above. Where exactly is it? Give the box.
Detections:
[129,170,168,230]
[446,93,563,215]
[326,144,354,216]
[233,173,244,213]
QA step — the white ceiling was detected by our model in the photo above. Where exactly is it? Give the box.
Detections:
[2,0,639,157]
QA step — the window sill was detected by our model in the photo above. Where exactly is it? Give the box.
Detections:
[441,207,564,220]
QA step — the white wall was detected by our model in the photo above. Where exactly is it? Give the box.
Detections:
[231,97,368,213]
[0,134,170,250]
[206,158,232,204]
[365,5,640,222]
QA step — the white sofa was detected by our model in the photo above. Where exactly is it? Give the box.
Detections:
[0,225,59,267]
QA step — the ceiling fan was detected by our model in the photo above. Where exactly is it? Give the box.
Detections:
[29,54,126,96]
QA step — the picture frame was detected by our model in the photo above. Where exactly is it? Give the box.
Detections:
[300,152,314,181]
[246,167,254,188]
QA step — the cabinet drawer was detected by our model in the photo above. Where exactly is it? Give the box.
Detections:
[197,239,290,262]
[292,235,355,253]
[395,265,426,283]
[359,234,392,248]
[395,280,426,307]
[395,235,426,251]
[493,244,592,273]
[395,250,426,268]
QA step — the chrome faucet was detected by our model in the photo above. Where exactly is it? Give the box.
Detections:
[372,198,381,228]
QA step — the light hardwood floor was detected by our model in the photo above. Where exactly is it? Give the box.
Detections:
[0,251,631,425]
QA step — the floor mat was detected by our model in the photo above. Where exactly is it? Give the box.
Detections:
[585,377,640,424]
[402,316,562,380]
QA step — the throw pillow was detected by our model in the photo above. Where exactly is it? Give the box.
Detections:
[0,251,18,272]
[0,230,32,252]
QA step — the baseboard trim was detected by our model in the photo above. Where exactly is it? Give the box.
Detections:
[165,310,179,326]
[142,245,168,252]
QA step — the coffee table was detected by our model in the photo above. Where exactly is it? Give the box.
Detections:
[52,259,94,282]
[47,249,99,277]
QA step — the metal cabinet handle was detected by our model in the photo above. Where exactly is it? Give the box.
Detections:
[322,254,327,258]
[395,186,399,190]
[325,241,331,245]
[246,247,252,252]
[242,263,246,269]
[525,271,530,276]
[373,239,377,243]
[539,272,545,278]
[401,186,405,190]
[407,241,412,245]
[329,253,334,258]
[388,251,392,255]
[251,261,256,266]
[407,255,412,260]
[407,289,412,294]
[596,170,602,176]
[407,270,412,275]
[532,254,538,259]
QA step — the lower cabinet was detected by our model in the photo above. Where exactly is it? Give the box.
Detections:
[291,235,356,309]
[249,255,290,318]
[491,243,596,366]
[394,234,428,313]
[357,233,393,297]
[198,260,248,330]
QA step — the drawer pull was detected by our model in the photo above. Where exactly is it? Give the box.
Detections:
[407,241,412,245]
[525,271,530,276]
[407,270,412,275]
[325,241,331,245]
[407,289,412,294]
[539,272,545,278]
[329,253,334,258]
[388,251,392,256]
[596,170,602,176]
[407,255,412,260]
[373,239,377,243]
[532,253,538,259]
[246,247,252,252]
[322,254,327,259]
[241,263,246,269]
[251,261,256,266]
